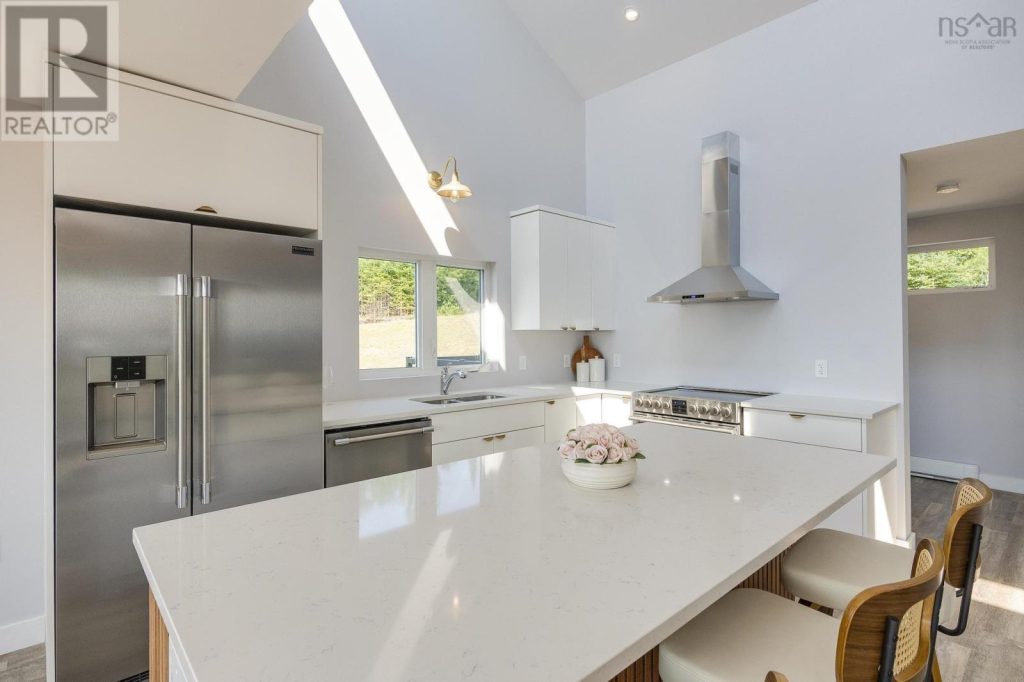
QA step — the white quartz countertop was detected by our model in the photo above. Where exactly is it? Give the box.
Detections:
[134,422,895,682]
[741,393,899,420]
[323,381,658,429]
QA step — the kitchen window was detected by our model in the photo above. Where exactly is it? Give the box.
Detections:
[358,253,489,376]
[907,238,995,294]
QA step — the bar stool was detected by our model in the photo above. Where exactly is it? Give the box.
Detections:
[782,478,991,630]
[659,539,944,682]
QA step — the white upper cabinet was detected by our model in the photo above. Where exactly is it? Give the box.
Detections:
[510,206,616,331]
[53,65,322,234]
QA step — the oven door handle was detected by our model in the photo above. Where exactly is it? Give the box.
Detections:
[631,414,740,434]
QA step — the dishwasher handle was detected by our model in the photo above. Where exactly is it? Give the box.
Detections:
[333,425,434,447]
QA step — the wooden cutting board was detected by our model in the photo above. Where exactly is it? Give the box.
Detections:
[571,335,603,376]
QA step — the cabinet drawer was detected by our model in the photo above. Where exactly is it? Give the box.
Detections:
[432,436,495,466]
[743,409,862,451]
[431,402,545,444]
[493,426,545,453]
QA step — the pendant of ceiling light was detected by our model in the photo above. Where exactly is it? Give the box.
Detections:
[624,7,639,22]
[428,156,473,202]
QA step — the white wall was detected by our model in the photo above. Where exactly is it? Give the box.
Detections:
[239,0,588,401]
[908,204,1024,492]
[0,137,47,652]
[584,0,1024,539]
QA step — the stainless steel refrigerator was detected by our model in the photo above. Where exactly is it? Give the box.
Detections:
[54,207,323,681]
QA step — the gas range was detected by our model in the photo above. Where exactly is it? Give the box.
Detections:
[630,386,774,434]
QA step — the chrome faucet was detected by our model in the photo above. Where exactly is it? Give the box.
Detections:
[440,366,467,395]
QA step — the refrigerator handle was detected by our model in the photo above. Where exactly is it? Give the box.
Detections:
[196,275,212,505]
[175,274,190,509]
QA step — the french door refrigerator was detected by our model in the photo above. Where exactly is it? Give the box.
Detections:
[54,207,323,681]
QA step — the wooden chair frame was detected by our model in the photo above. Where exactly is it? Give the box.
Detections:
[835,538,944,682]
[768,539,943,682]
[936,478,992,637]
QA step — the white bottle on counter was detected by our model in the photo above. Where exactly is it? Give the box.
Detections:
[576,362,591,382]
[589,358,606,382]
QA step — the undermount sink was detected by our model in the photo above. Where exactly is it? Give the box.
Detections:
[453,393,507,402]
[412,393,508,405]
[415,397,462,406]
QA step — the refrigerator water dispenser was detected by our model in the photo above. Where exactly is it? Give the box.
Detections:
[86,355,168,459]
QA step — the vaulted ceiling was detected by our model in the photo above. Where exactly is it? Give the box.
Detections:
[502,0,817,98]
[83,0,314,99]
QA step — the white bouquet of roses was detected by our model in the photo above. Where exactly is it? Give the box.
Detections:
[558,423,645,465]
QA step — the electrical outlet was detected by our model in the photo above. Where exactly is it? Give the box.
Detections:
[814,359,828,378]
[519,355,527,371]
[613,353,622,368]
[563,354,571,368]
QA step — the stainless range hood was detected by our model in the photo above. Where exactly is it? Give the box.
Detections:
[648,132,778,304]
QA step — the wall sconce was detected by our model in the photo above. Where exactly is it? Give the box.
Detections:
[427,156,473,202]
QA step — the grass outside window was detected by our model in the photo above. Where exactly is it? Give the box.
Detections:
[359,254,489,376]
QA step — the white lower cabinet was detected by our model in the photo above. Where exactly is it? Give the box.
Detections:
[575,393,635,428]
[743,408,868,536]
[432,427,546,466]
[575,394,603,426]
[495,427,545,453]
[601,394,634,428]
[433,435,500,466]
[544,398,577,443]
[432,402,544,444]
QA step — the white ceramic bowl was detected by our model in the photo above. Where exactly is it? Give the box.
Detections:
[561,458,637,490]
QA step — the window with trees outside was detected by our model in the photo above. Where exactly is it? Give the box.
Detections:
[358,255,486,373]
[907,238,994,293]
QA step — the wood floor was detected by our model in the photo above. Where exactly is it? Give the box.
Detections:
[0,644,44,682]
[2,476,1020,682]
[912,476,1024,681]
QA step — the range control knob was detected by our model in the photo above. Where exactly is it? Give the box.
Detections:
[721,405,734,419]
[709,405,721,418]
[698,403,709,415]
[659,398,670,410]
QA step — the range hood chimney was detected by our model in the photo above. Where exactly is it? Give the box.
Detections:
[648,132,778,304]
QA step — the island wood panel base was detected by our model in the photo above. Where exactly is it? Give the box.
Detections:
[608,646,658,682]
[149,589,170,682]
[734,549,794,599]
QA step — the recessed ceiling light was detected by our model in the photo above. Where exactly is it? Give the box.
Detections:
[936,181,960,194]
[624,7,639,22]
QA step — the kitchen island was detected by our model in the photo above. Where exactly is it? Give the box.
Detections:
[134,422,894,682]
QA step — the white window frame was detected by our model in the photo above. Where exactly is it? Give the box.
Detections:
[907,237,996,295]
[358,249,493,379]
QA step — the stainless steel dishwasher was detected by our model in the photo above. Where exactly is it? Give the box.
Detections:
[324,418,433,487]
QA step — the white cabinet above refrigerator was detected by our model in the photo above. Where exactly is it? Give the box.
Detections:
[510,206,616,331]
[52,61,322,235]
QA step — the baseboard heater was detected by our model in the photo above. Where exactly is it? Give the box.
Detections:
[910,456,980,482]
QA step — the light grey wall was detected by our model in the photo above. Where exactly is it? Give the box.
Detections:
[584,0,1024,539]
[0,138,47,651]
[908,204,1024,486]
[239,0,588,401]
